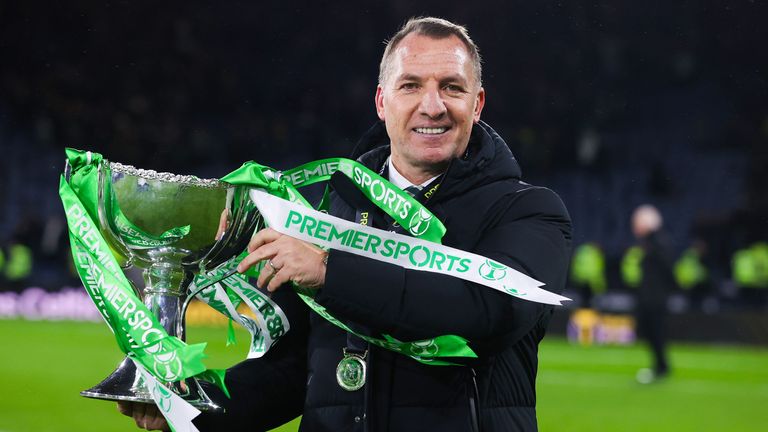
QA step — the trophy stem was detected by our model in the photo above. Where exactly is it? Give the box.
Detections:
[81,249,222,412]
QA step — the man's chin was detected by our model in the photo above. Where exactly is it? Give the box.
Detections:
[411,150,454,170]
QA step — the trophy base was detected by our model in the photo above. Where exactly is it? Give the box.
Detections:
[81,357,223,413]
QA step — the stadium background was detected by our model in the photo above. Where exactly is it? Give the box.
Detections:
[0,1,766,431]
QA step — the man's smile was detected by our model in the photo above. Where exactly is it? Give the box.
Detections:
[413,126,450,135]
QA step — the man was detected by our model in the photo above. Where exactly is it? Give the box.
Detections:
[121,17,571,431]
[630,204,674,384]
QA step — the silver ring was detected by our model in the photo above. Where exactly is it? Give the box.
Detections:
[268,260,280,273]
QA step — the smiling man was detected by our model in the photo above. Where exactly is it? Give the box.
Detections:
[376,28,485,184]
[122,17,572,432]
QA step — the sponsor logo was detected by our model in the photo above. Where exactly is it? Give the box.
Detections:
[144,331,184,382]
[152,382,174,413]
[287,162,340,186]
[479,259,507,281]
[408,208,433,237]
[410,339,439,357]
[284,210,471,273]
[503,286,526,297]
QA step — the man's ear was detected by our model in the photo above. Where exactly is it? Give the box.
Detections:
[473,87,486,122]
[375,85,386,121]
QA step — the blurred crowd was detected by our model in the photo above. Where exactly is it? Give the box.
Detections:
[0,1,766,311]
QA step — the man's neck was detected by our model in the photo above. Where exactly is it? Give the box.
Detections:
[389,156,446,186]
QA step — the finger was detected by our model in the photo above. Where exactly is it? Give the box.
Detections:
[267,266,293,292]
[256,256,285,288]
[132,402,148,429]
[247,227,282,253]
[256,259,275,288]
[237,243,279,273]
[216,208,230,240]
[117,401,133,417]
[145,405,169,431]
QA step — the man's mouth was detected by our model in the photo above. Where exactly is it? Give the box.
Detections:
[413,127,449,135]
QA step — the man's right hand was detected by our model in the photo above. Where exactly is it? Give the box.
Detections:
[117,401,169,431]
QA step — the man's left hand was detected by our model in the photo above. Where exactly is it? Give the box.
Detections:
[237,228,328,292]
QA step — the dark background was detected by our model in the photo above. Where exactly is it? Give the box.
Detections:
[0,1,766,307]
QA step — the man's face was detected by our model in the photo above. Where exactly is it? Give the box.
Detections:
[376,33,485,175]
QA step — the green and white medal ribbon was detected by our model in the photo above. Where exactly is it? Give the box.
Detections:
[251,190,570,305]
[282,158,447,242]
[224,160,477,366]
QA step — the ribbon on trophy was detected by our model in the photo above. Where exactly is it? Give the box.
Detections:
[190,258,289,359]
[61,149,293,431]
[60,175,209,383]
[60,149,286,394]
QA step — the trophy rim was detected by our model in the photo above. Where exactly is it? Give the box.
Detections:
[108,160,225,189]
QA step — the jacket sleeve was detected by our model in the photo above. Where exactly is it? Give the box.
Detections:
[314,186,572,346]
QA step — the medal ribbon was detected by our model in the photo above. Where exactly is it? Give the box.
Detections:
[223,160,479,365]
[225,158,447,243]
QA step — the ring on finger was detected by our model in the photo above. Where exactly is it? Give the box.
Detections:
[268,260,281,273]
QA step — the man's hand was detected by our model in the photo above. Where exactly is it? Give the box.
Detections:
[237,228,328,292]
[117,401,169,431]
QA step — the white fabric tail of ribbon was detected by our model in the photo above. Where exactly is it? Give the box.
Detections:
[249,190,570,306]
[132,359,201,432]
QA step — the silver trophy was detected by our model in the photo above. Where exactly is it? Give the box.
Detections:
[68,159,261,412]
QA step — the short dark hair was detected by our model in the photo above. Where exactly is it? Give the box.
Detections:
[378,17,482,87]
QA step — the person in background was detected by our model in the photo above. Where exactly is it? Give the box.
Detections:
[631,204,675,383]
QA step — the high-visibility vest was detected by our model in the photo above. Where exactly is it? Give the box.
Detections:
[570,243,607,294]
[734,243,768,289]
[4,243,32,281]
[621,246,644,288]
[674,248,708,289]
[753,243,768,288]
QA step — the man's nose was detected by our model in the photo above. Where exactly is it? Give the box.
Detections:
[418,88,447,119]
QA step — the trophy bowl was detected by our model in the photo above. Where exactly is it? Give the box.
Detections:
[74,159,261,412]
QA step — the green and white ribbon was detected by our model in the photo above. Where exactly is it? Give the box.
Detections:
[133,359,202,432]
[112,207,191,249]
[224,160,478,365]
[66,148,191,250]
[251,189,570,305]
[225,158,446,243]
[60,176,208,382]
[191,259,289,359]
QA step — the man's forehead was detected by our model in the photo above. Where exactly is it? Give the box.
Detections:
[392,34,471,75]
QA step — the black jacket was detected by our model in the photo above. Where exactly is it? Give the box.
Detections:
[636,231,675,309]
[195,121,571,432]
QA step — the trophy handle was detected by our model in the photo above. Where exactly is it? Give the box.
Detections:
[64,159,73,182]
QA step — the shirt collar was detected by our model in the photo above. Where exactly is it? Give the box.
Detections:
[386,156,439,190]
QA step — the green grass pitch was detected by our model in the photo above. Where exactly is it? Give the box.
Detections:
[0,319,765,431]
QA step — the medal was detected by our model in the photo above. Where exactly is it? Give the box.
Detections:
[336,348,367,391]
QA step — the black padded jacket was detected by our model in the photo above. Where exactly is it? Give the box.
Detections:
[195,121,572,432]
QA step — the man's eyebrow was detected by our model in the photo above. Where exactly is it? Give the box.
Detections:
[439,74,468,84]
[395,73,469,84]
[395,73,422,83]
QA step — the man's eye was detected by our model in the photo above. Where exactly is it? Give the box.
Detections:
[400,83,419,90]
[444,84,464,92]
